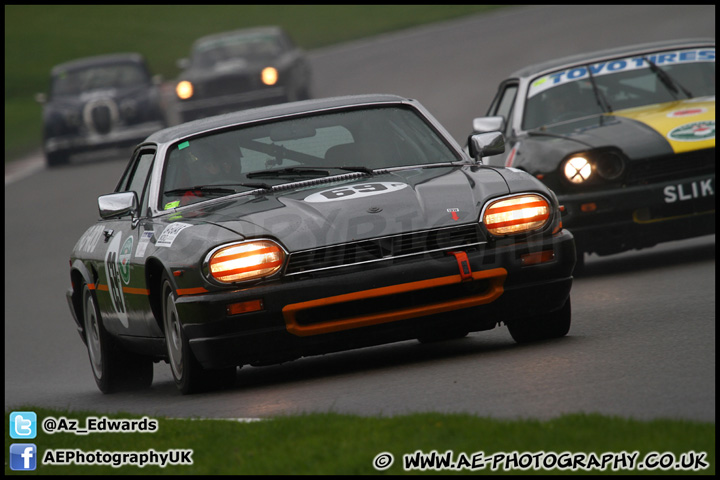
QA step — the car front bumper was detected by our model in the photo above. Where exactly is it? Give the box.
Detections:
[174,229,576,369]
[559,173,715,255]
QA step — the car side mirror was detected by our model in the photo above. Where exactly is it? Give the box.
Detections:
[472,116,505,134]
[98,191,139,221]
[176,58,190,70]
[468,132,505,164]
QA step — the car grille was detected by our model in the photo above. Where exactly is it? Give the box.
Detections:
[88,103,115,134]
[202,74,258,97]
[624,148,715,185]
[285,224,484,276]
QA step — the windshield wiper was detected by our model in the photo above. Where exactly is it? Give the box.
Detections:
[246,167,330,179]
[643,56,693,99]
[164,183,272,197]
[585,63,613,114]
[330,165,375,174]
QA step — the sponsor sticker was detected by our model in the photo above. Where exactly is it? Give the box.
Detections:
[104,234,129,328]
[663,178,714,203]
[75,225,104,253]
[156,223,192,247]
[135,231,154,258]
[667,107,707,118]
[119,236,133,285]
[668,121,715,142]
[529,48,715,98]
[304,182,408,203]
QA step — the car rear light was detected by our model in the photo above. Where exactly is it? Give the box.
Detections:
[483,194,551,236]
[208,240,285,283]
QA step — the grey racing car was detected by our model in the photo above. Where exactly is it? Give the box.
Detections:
[67,94,576,394]
[173,26,311,123]
[470,38,715,269]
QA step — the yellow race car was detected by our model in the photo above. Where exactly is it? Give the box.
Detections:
[471,38,714,269]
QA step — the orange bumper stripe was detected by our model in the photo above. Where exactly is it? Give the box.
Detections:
[283,268,507,336]
[177,287,209,296]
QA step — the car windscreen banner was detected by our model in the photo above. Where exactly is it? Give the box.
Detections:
[528,48,715,99]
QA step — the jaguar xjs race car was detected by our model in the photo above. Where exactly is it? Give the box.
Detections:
[67,94,575,394]
[471,38,715,268]
[173,26,311,123]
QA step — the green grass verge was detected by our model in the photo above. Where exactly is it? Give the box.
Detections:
[5,5,508,162]
[5,407,714,475]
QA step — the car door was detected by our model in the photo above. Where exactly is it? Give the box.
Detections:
[95,147,161,338]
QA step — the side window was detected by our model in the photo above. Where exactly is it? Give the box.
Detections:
[492,84,518,136]
[118,148,156,217]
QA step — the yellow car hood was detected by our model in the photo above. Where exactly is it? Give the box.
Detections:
[610,96,715,154]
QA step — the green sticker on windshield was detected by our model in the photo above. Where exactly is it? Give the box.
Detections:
[164,200,180,210]
[178,141,189,150]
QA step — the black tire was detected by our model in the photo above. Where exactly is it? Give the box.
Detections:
[46,150,69,167]
[161,274,235,394]
[82,284,153,393]
[507,297,572,344]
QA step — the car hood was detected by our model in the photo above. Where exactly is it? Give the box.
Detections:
[173,166,512,252]
[519,97,715,170]
[50,84,154,107]
[182,55,291,80]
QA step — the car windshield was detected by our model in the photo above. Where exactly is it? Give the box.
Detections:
[160,105,460,209]
[522,46,715,130]
[192,33,283,68]
[51,62,149,96]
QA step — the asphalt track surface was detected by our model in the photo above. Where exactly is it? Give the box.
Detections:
[4,5,715,422]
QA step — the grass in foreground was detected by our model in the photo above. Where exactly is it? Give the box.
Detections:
[5,407,714,475]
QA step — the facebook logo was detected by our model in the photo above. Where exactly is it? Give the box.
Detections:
[10,444,37,471]
[10,411,37,439]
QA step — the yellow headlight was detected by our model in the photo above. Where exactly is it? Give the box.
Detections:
[564,156,592,183]
[261,67,278,86]
[483,194,550,236]
[176,80,194,100]
[208,240,285,283]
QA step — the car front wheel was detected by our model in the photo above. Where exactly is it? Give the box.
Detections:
[46,150,69,167]
[82,283,153,393]
[507,297,571,344]
[161,274,235,394]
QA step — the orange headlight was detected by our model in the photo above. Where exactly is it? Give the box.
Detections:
[208,240,285,283]
[483,194,551,236]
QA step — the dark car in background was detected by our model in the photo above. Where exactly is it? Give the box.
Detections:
[36,53,167,167]
[470,38,715,269]
[66,94,575,394]
[172,26,312,123]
